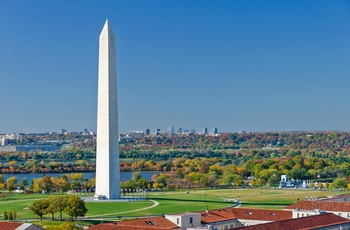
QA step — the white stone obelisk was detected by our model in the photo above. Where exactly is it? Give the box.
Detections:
[95,20,120,199]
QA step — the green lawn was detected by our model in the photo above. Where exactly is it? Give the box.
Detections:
[0,188,347,228]
[85,200,153,216]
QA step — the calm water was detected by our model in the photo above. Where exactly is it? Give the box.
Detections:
[2,171,160,183]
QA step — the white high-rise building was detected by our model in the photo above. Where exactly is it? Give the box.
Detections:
[95,20,120,200]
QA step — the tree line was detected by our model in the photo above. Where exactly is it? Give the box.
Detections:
[29,195,87,221]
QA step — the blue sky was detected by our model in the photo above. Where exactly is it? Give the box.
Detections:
[1,0,350,134]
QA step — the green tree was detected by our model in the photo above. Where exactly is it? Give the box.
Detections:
[332,178,347,189]
[19,178,28,190]
[64,195,87,221]
[222,174,240,185]
[267,174,280,187]
[155,174,167,187]
[3,211,8,220]
[137,178,149,189]
[47,197,57,220]
[49,196,67,221]
[46,222,83,230]
[6,176,18,193]
[29,199,49,220]
[9,211,13,220]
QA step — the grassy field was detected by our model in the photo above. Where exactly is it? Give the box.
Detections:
[0,188,347,227]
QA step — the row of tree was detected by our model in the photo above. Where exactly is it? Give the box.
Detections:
[0,173,95,194]
[29,195,87,221]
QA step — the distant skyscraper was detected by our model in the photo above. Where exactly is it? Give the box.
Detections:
[145,128,150,135]
[213,128,218,134]
[95,20,120,200]
[152,129,160,136]
[59,129,66,135]
[177,128,182,134]
[203,128,208,134]
[168,126,174,135]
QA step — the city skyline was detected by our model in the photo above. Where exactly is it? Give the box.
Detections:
[1,1,350,134]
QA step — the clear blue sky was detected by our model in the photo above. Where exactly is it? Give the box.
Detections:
[1,0,350,134]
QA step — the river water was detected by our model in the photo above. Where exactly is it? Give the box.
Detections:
[2,171,160,183]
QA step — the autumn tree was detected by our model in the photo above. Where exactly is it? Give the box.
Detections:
[46,196,66,221]
[51,177,70,194]
[19,178,28,190]
[29,199,49,220]
[40,175,53,193]
[32,178,42,193]
[6,176,18,193]
[0,174,4,189]
[64,195,87,221]
[51,196,67,221]
[132,172,142,181]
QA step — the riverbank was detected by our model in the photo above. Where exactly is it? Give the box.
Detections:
[2,171,160,183]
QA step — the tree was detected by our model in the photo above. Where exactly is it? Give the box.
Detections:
[29,199,49,220]
[64,195,87,220]
[332,178,347,189]
[52,177,70,194]
[153,182,159,190]
[325,182,330,189]
[33,178,42,193]
[137,178,149,189]
[3,211,8,220]
[9,212,13,220]
[46,197,57,220]
[155,174,167,187]
[132,172,142,182]
[222,174,240,185]
[267,174,280,187]
[40,176,53,193]
[49,196,67,221]
[317,182,323,189]
[6,177,18,193]
[0,174,4,190]
[158,182,165,190]
[46,222,83,230]
[19,178,28,190]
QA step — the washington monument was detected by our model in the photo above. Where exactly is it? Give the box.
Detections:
[95,20,120,199]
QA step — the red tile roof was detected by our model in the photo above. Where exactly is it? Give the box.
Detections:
[231,208,292,221]
[88,223,119,230]
[88,216,180,230]
[234,213,350,230]
[0,222,23,230]
[199,207,292,224]
[200,208,237,224]
[284,200,350,212]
